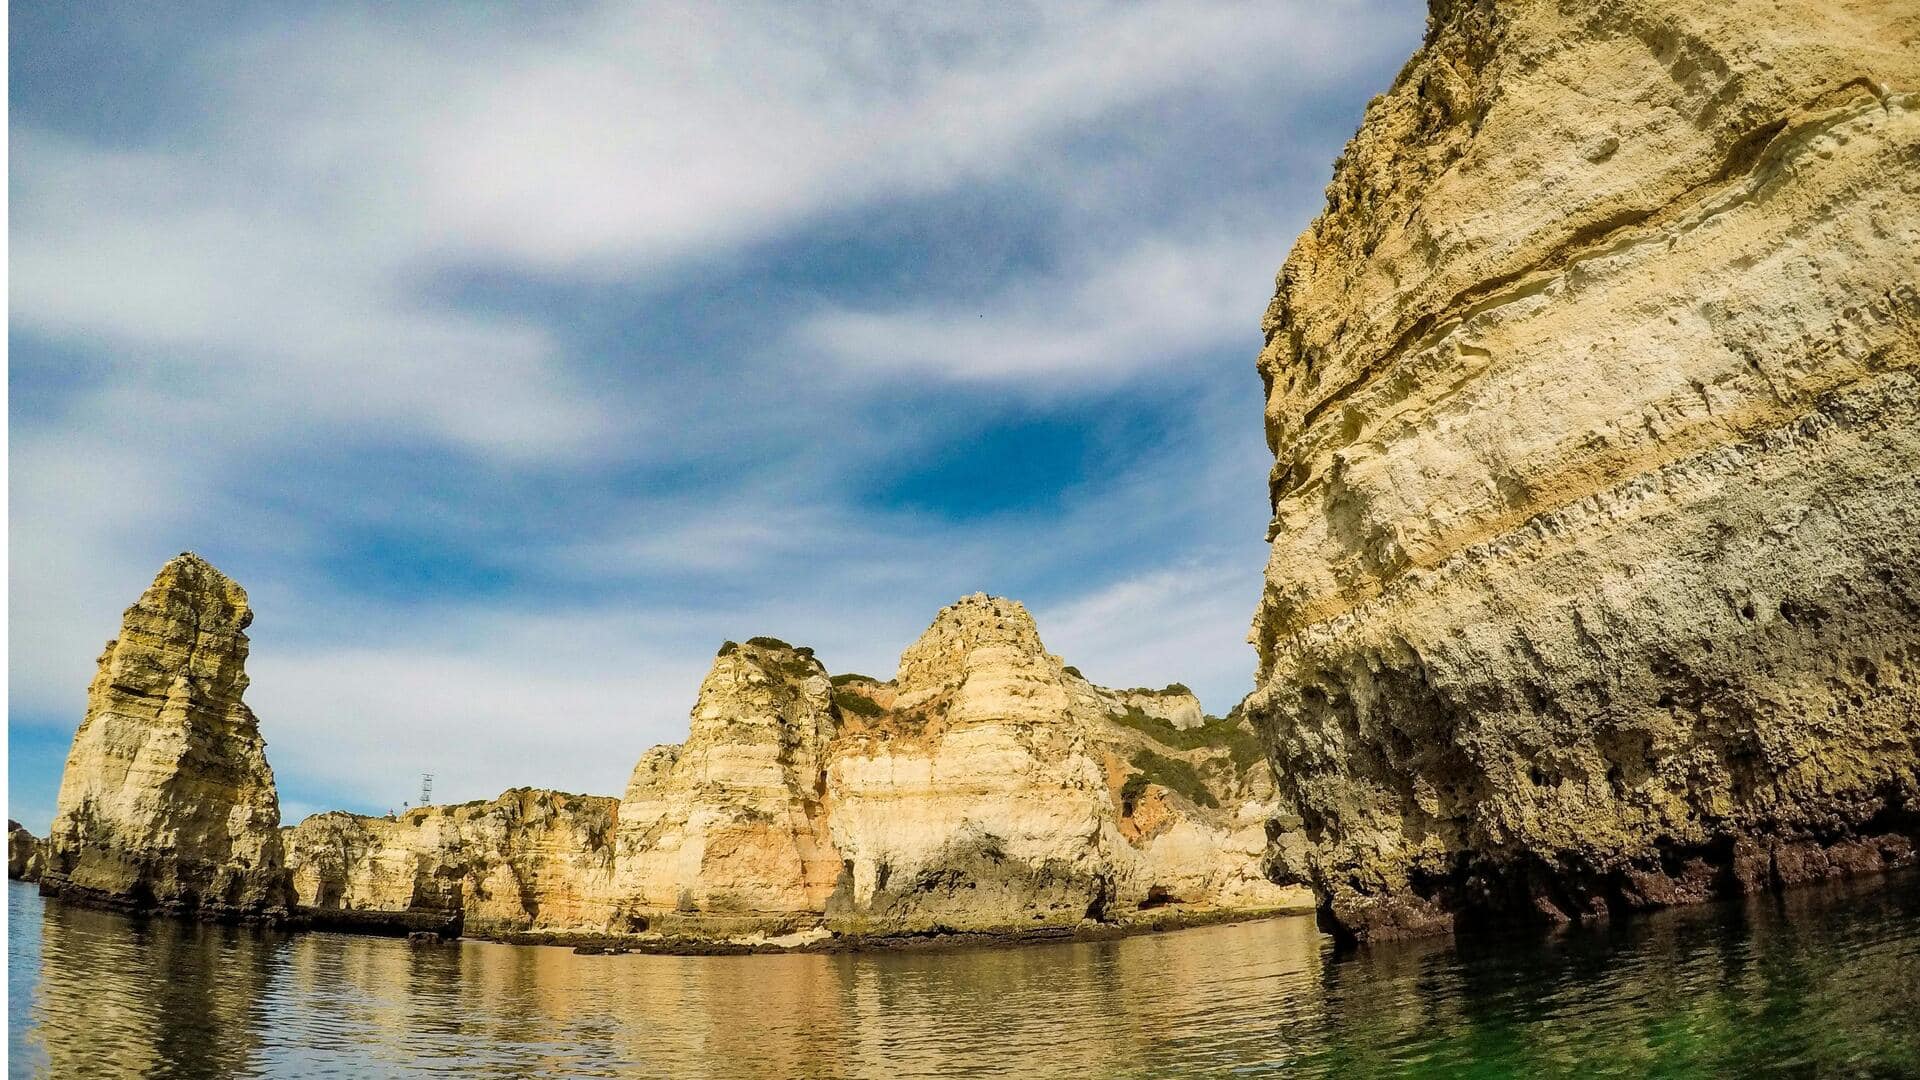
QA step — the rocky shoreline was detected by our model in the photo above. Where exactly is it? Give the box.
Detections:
[13,0,1918,955]
[16,555,1311,952]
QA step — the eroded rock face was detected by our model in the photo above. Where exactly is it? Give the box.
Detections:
[41,554,291,919]
[613,638,841,931]
[1249,0,1920,940]
[825,595,1308,934]
[284,788,618,936]
[9,821,47,883]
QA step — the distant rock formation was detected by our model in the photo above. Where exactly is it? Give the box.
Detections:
[1249,0,1920,941]
[40,559,1302,946]
[283,789,618,937]
[9,821,46,883]
[281,594,1308,943]
[41,554,290,920]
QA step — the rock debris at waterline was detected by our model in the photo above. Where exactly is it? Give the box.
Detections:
[1248,0,1920,942]
[25,555,1310,949]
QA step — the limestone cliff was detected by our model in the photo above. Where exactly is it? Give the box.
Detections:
[41,554,291,919]
[612,638,841,931]
[284,788,618,936]
[825,595,1305,934]
[10,821,47,883]
[1250,0,1920,940]
[274,597,1305,943]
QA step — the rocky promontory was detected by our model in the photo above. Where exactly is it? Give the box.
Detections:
[39,554,291,919]
[1249,0,1920,940]
[29,554,1305,947]
[280,595,1308,946]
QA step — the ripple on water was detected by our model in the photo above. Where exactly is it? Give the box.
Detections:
[9,873,1920,1078]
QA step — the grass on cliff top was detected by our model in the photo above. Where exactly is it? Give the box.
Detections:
[832,687,885,718]
[1109,707,1266,771]
[1127,749,1218,809]
[1119,682,1193,697]
[830,672,884,686]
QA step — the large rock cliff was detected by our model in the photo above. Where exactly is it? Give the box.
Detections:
[40,554,291,919]
[283,788,618,937]
[1250,0,1920,940]
[825,595,1304,935]
[280,596,1306,943]
[612,638,842,932]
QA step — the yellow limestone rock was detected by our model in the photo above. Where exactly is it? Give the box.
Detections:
[41,553,291,919]
[1249,0,1920,941]
[825,595,1308,934]
[612,638,841,931]
[284,788,617,936]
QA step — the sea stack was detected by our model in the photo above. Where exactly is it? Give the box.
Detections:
[1248,0,1920,940]
[41,553,292,919]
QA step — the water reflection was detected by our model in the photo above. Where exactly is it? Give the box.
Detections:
[9,873,1918,1077]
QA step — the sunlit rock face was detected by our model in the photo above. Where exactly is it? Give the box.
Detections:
[824,595,1308,934]
[824,595,1120,933]
[1249,0,1920,941]
[283,789,619,936]
[40,554,1305,942]
[612,638,842,930]
[41,554,291,919]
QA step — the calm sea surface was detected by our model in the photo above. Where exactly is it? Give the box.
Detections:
[8,873,1919,1078]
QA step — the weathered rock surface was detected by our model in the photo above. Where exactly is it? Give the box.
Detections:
[276,597,1307,942]
[41,554,291,919]
[9,821,47,883]
[284,788,618,937]
[612,638,841,932]
[826,596,1306,934]
[1249,0,1920,940]
[1110,684,1207,731]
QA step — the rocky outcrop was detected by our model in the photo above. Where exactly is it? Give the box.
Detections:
[612,638,841,933]
[1110,684,1206,731]
[825,596,1306,935]
[10,821,47,883]
[283,788,618,937]
[33,551,1303,946]
[1249,0,1920,940]
[274,597,1307,944]
[40,553,291,919]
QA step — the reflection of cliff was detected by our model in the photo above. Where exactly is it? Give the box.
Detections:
[285,595,1311,942]
[1248,0,1920,941]
[28,893,275,1076]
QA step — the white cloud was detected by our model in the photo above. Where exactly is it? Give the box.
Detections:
[9,0,1426,824]
[1036,557,1265,714]
[798,213,1298,380]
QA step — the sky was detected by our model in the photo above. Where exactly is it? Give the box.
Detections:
[8,0,1425,831]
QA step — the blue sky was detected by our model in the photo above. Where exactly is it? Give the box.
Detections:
[8,1,1424,831]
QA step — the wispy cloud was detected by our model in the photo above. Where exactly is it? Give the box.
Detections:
[8,0,1427,830]
[799,212,1299,380]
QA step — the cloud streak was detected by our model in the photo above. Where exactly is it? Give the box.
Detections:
[8,1,1427,830]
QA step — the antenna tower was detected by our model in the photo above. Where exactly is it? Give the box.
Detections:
[419,773,434,807]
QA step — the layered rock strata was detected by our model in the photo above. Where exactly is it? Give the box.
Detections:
[40,554,291,919]
[1249,0,1920,940]
[282,596,1308,943]
[283,789,618,937]
[611,639,841,933]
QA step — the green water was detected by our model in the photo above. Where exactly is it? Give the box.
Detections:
[8,872,1918,1077]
